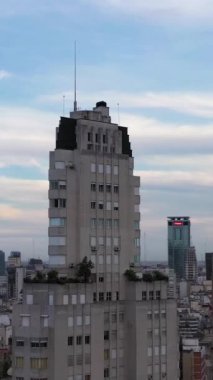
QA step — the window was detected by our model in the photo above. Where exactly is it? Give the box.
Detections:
[134,204,140,212]
[90,218,96,228]
[85,375,91,380]
[154,346,159,356]
[77,316,82,326]
[93,292,97,302]
[134,187,140,195]
[147,312,152,320]
[21,315,30,327]
[106,237,111,246]
[147,330,152,338]
[99,276,104,282]
[91,201,96,209]
[98,201,104,210]
[85,335,90,344]
[104,331,109,340]
[50,218,65,227]
[113,165,118,175]
[154,311,159,319]
[15,357,24,368]
[142,291,147,300]
[30,358,47,369]
[98,164,103,173]
[113,202,119,211]
[156,290,161,300]
[49,236,66,246]
[134,238,140,247]
[68,336,73,346]
[16,377,24,380]
[106,184,111,192]
[113,219,119,228]
[72,295,77,304]
[134,220,140,229]
[41,315,49,327]
[106,255,111,264]
[147,347,152,357]
[113,237,119,248]
[99,255,104,264]
[161,310,166,319]
[51,198,66,208]
[63,295,69,305]
[76,336,82,345]
[40,339,48,348]
[88,132,92,142]
[90,237,96,247]
[106,201,111,211]
[154,328,159,336]
[98,218,104,228]
[161,345,166,355]
[76,355,83,365]
[149,291,154,300]
[106,219,112,228]
[104,312,109,323]
[67,355,74,367]
[58,180,66,190]
[113,185,119,193]
[16,339,24,347]
[85,355,91,365]
[80,294,85,304]
[99,184,104,192]
[104,349,109,360]
[111,330,117,340]
[55,161,65,169]
[91,183,96,191]
[111,349,117,359]
[98,236,104,246]
[119,312,124,322]
[68,317,73,327]
[26,294,33,305]
[106,164,111,174]
[104,368,109,378]
[85,315,90,325]
[111,313,117,323]
[106,292,112,301]
[114,255,119,264]
[91,163,96,172]
[99,292,104,301]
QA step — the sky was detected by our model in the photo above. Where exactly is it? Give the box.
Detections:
[0,0,213,261]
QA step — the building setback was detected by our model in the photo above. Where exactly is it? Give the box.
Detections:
[12,101,179,380]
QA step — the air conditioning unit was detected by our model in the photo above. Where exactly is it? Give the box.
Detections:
[114,247,119,252]
[91,246,97,251]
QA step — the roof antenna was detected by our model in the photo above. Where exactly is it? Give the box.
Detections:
[73,41,77,111]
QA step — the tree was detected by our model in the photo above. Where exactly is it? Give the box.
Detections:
[76,257,94,283]
[47,270,58,283]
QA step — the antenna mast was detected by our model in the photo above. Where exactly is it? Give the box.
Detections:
[73,41,77,111]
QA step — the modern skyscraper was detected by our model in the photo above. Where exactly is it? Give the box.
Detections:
[168,216,190,280]
[0,251,5,276]
[205,252,213,281]
[185,246,197,283]
[12,102,179,380]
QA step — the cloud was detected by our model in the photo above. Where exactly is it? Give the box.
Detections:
[0,70,12,80]
[38,90,213,119]
[89,0,213,23]
[0,106,56,170]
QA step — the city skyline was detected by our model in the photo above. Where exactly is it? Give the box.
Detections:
[1,1,213,260]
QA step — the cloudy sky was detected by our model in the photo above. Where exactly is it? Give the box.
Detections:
[0,0,213,261]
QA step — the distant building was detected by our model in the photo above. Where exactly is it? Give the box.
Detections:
[205,252,213,281]
[182,338,207,380]
[168,216,191,280]
[8,251,21,268]
[0,252,5,276]
[186,246,197,283]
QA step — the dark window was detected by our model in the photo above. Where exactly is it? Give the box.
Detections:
[99,184,104,192]
[76,336,82,345]
[99,276,104,283]
[98,202,104,209]
[104,331,109,340]
[149,291,154,300]
[103,134,107,144]
[113,185,119,193]
[91,183,96,191]
[93,292,97,302]
[116,291,119,300]
[106,292,111,301]
[88,132,92,142]
[68,336,73,346]
[91,202,96,209]
[104,368,109,377]
[156,290,161,300]
[106,184,111,192]
[16,340,24,347]
[99,292,104,301]
[85,335,90,344]
[142,291,147,300]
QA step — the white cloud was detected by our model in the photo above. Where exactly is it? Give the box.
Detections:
[0,70,12,80]
[89,0,213,23]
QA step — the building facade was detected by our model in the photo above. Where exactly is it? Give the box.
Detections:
[12,102,179,380]
[0,251,5,276]
[168,216,191,280]
[205,252,213,281]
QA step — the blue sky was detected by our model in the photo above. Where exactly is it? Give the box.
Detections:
[1,0,213,261]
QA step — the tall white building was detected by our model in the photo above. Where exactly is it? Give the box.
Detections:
[12,101,179,380]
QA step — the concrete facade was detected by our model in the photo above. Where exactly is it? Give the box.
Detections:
[12,102,179,380]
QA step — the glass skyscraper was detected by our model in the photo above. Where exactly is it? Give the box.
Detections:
[168,216,190,280]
